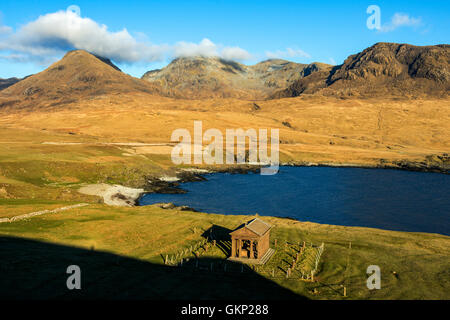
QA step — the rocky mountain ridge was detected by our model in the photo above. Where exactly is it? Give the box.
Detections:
[142,56,331,99]
[273,43,450,98]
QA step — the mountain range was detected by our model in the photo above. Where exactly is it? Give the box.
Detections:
[142,57,331,99]
[0,42,448,110]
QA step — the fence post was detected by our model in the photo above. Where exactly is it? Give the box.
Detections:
[165,255,168,265]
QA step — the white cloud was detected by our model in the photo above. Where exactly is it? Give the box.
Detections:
[0,9,253,65]
[0,25,12,35]
[265,47,311,60]
[220,46,253,61]
[174,38,218,58]
[173,38,252,61]
[380,13,422,32]
[0,9,168,64]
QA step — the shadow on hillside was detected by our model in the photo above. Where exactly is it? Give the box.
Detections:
[0,236,306,300]
[202,225,234,256]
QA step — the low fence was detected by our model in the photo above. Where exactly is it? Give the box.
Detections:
[164,238,215,265]
[163,236,325,282]
[259,241,325,281]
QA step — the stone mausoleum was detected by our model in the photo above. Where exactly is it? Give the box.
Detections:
[228,218,275,265]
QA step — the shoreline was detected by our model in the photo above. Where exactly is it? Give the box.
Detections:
[78,160,448,208]
[140,160,449,197]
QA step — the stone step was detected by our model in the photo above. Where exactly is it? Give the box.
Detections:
[259,248,275,265]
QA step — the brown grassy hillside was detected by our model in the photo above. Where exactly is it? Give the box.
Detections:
[0,50,160,110]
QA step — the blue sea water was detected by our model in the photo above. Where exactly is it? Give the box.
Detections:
[139,167,450,235]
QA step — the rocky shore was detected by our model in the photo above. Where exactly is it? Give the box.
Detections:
[140,165,261,196]
[76,166,261,207]
[78,184,145,207]
[78,155,448,207]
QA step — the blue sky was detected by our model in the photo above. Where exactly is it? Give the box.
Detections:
[0,0,449,78]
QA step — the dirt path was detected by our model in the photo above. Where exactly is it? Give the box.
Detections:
[0,203,89,223]
[41,142,175,146]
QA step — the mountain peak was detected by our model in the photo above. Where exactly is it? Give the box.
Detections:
[0,50,156,110]
[142,56,331,99]
[60,50,122,72]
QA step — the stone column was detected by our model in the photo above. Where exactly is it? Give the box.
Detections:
[231,237,236,258]
[250,240,254,259]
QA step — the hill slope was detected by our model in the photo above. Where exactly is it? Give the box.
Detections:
[0,50,158,110]
[273,43,450,98]
[142,56,331,99]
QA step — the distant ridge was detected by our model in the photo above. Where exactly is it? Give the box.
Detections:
[0,77,22,91]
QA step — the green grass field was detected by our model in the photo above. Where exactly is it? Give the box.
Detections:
[0,127,449,300]
[1,203,449,299]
